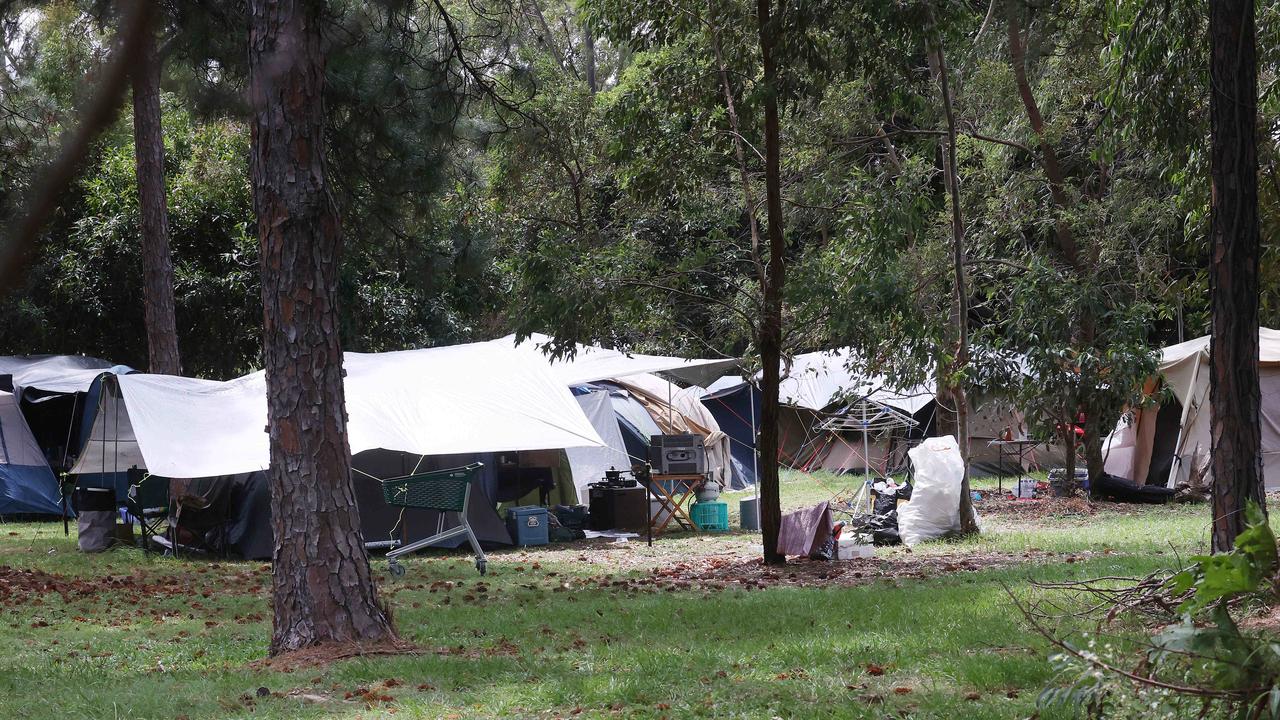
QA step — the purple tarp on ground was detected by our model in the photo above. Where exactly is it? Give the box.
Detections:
[777,501,832,557]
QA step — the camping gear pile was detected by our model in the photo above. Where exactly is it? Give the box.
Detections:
[836,477,912,546]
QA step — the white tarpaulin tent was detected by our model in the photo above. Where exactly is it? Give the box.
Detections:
[772,349,934,415]
[493,333,738,388]
[1104,328,1280,490]
[70,342,606,479]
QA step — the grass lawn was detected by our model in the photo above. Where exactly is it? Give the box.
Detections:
[0,470,1227,719]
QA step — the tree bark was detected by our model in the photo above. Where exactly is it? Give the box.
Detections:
[584,29,597,94]
[755,0,786,565]
[131,28,181,375]
[249,0,396,655]
[928,36,978,534]
[1208,0,1265,552]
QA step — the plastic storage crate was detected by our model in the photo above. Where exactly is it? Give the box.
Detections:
[691,501,729,531]
[506,506,549,546]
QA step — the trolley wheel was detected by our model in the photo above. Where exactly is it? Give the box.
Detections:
[476,558,487,576]
[388,560,406,578]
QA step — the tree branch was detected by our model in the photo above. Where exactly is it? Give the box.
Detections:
[0,0,153,293]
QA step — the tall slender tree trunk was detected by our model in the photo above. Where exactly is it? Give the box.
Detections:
[755,0,786,565]
[1208,0,1265,552]
[131,28,181,375]
[249,0,396,655]
[928,36,978,534]
[583,30,597,94]
[1006,1,1105,484]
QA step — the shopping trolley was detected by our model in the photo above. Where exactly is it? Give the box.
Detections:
[381,462,487,576]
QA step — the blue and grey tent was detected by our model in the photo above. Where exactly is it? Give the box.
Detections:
[700,381,761,489]
[0,355,135,501]
[0,390,65,516]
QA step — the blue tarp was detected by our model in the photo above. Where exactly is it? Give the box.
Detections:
[701,382,760,489]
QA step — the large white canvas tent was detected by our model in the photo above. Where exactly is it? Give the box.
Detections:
[69,342,606,478]
[1104,328,1280,490]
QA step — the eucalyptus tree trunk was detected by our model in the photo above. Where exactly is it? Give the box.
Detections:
[584,30,597,94]
[249,0,396,655]
[755,0,786,565]
[928,37,978,535]
[1006,1,1103,484]
[1208,0,1265,551]
[131,28,181,375]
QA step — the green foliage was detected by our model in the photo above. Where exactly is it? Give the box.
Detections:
[0,2,502,374]
[1042,502,1280,719]
[1169,502,1278,615]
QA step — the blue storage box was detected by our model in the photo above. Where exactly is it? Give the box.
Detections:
[506,506,549,546]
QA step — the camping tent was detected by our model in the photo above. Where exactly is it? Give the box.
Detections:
[564,390,634,499]
[768,350,932,475]
[1103,328,1280,490]
[493,333,738,388]
[710,350,1055,479]
[0,390,65,516]
[603,373,735,488]
[69,342,606,478]
[0,355,134,500]
[700,382,761,488]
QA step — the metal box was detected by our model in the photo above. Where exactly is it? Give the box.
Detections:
[648,433,706,475]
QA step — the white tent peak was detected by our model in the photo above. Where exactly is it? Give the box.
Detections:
[492,332,738,387]
[764,348,934,415]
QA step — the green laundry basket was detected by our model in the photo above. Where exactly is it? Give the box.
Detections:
[691,501,729,531]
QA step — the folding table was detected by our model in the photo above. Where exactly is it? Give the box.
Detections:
[648,473,706,534]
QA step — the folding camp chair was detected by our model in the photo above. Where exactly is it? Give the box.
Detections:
[381,463,487,577]
[126,469,171,556]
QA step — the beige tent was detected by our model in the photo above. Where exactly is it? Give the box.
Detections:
[1103,328,1280,489]
[606,373,734,488]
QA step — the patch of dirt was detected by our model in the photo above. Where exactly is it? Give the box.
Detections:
[1239,605,1280,633]
[573,550,1052,592]
[975,494,1113,519]
[251,637,421,672]
[0,564,266,605]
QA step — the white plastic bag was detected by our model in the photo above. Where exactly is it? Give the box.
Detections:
[899,435,976,545]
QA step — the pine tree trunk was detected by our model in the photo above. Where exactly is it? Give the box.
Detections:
[248,0,396,654]
[928,37,978,535]
[755,0,785,565]
[131,29,181,375]
[1208,0,1265,552]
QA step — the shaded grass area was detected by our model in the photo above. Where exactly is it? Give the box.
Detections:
[0,471,1219,719]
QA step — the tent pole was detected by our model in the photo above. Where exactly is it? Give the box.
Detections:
[1167,355,1203,488]
[750,382,759,533]
[862,400,870,480]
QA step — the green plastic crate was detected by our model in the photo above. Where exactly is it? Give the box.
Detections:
[691,501,729,531]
